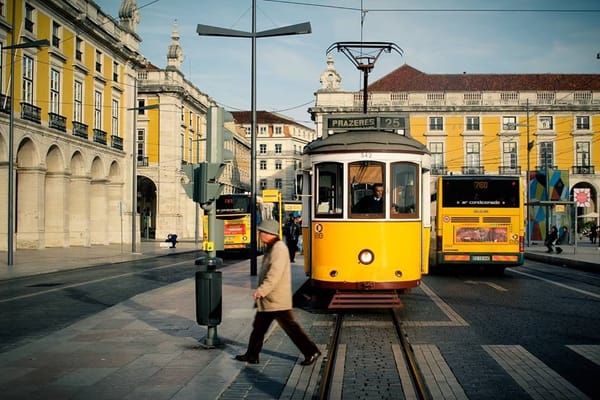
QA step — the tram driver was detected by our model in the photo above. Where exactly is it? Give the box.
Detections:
[352,183,385,213]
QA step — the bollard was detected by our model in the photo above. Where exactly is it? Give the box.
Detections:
[195,256,223,348]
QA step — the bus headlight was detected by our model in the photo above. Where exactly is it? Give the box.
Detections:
[358,249,374,265]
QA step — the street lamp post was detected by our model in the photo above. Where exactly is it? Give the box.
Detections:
[197,0,311,275]
[4,37,49,266]
[127,83,159,254]
[526,99,533,247]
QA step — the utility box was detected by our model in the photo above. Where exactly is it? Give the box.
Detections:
[195,270,222,326]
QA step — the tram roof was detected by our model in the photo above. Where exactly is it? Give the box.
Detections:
[304,130,429,154]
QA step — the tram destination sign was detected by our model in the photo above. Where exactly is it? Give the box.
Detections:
[326,115,407,132]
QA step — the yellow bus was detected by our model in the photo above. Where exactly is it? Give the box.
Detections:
[431,175,524,272]
[209,193,272,253]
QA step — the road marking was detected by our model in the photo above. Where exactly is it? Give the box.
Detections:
[403,283,469,327]
[567,345,600,366]
[509,269,600,299]
[465,280,508,292]
[0,261,190,303]
[483,345,589,400]
[412,344,468,400]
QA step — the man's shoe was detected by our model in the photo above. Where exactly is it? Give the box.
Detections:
[301,351,321,366]
[235,354,259,364]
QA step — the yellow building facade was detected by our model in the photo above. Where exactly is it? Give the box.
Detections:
[0,0,143,251]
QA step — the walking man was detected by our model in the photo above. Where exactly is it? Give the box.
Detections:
[235,219,321,366]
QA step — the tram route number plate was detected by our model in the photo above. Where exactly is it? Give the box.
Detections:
[472,255,490,261]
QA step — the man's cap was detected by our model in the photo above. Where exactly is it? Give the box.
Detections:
[258,219,280,236]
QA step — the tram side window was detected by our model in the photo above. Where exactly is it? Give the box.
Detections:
[391,163,418,218]
[315,162,343,217]
[349,161,385,217]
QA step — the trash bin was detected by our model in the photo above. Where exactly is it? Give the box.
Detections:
[195,270,222,325]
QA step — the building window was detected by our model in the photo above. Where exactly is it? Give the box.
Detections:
[466,116,480,131]
[113,61,119,82]
[52,21,61,47]
[502,116,517,131]
[275,126,282,135]
[275,160,282,170]
[24,4,35,32]
[112,99,119,136]
[180,132,184,160]
[50,69,60,114]
[259,126,267,135]
[245,126,251,135]
[23,55,34,104]
[259,144,267,154]
[275,178,282,189]
[538,116,553,130]
[429,142,444,173]
[94,90,102,129]
[188,136,193,162]
[75,37,83,61]
[95,50,102,73]
[576,116,590,130]
[502,142,517,168]
[429,116,443,131]
[137,99,146,114]
[259,179,267,190]
[576,142,590,166]
[260,160,267,170]
[275,144,282,154]
[74,80,83,122]
[466,142,481,167]
[540,142,554,168]
[137,129,145,161]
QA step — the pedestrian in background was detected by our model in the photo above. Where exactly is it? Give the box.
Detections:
[283,213,301,262]
[235,219,321,366]
[545,225,558,253]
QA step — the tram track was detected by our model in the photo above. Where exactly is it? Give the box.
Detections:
[318,309,430,400]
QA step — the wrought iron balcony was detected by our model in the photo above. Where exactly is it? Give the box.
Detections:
[111,135,123,150]
[572,165,595,174]
[462,165,484,175]
[0,94,10,114]
[93,129,107,145]
[536,165,558,170]
[431,166,448,175]
[48,112,66,132]
[499,166,521,175]
[73,121,88,139]
[21,102,42,123]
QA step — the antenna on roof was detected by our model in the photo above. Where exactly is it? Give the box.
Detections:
[327,42,402,114]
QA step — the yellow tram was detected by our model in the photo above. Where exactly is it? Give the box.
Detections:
[299,114,431,308]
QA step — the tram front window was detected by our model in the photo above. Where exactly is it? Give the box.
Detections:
[315,162,343,217]
[391,163,418,218]
[349,161,385,217]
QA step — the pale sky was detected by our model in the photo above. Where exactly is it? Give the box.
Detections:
[97,0,600,126]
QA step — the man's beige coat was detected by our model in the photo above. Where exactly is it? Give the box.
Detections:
[256,240,292,311]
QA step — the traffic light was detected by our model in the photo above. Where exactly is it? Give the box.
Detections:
[182,164,195,199]
[207,106,234,164]
[194,162,225,204]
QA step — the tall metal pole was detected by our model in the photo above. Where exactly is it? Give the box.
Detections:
[526,99,531,247]
[132,79,138,253]
[250,0,258,276]
[7,2,16,266]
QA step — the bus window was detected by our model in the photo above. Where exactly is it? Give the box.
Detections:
[349,161,385,217]
[391,163,418,218]
[315,162,343,217]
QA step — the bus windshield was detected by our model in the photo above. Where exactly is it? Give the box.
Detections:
[441,178,520,208]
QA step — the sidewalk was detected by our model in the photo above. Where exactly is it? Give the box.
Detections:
[524,240,600,272]
[0,240,203,281]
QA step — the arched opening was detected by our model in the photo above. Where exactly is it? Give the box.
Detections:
[138,175,157,239]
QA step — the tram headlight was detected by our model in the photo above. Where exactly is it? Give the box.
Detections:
[358,249,374,265]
